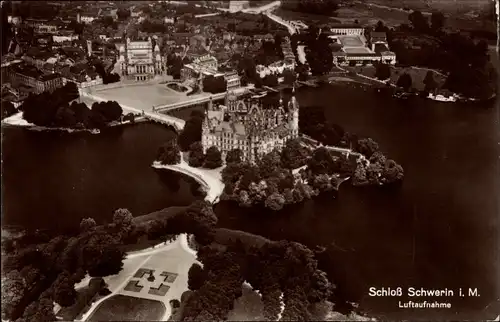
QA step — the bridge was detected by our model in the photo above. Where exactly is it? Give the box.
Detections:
[80,91,186,131]
[154,87,248,114]
[154,92,227,113]
[300,134,367,162]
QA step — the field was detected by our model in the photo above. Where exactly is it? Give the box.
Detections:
[88,295,166,321]
[343,47,372,54]
[338,35,365,47]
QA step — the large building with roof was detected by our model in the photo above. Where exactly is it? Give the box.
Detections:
[7,63,63,94]
[329,29,396,66]
[201,88,299,163]
[117,37,166,81]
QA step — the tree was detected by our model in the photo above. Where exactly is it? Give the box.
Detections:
[374,63,391,80]
[374,20,386,32]
[203,146,222,169]
[408,10,429,33]
[187,263,206,291]
[262,74,278,87]
[357,138,379,158]
[52,271,77,307]
[382,159,404,183]
[80,217,96,233]
[157,140,181,165]
[188,142,205,168]
[430,12,445,32]
[396,73,412,91]
[423,71,438,93]
[203,75,227,94]
[18,296,56,322]
[1,101,17,120]
[117,8,131,21]
[352,164,368,186]
[281,139,310,169]
[112,208,134,229]
[82,233,124,277]
[1,270,25,320]
[265,192,286,211]
[178,114,203,151]
[258,150,282,179]
[225,149,243,164]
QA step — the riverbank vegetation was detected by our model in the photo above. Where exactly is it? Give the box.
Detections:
[20,82,124,130]
[374,12,497,99]
[1,199,344,322]
[0,202,217,322]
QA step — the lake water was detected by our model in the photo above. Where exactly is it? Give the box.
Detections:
[1,84,498,319]
[1,123,202,234]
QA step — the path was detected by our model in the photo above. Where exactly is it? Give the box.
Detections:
[152,153,224,204]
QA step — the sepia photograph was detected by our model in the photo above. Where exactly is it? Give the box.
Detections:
[1,0,498,321]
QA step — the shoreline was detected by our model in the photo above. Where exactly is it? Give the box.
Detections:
[1,112,148,134]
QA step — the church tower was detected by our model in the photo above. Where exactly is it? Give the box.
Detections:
[288,85,299,138]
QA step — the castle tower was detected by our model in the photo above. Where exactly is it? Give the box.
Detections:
[287,84,299,138]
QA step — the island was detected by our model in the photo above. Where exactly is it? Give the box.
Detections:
[155,88,404,210]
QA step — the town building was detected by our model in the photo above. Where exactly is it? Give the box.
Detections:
[256,60,295,78]
[53,32,79,43]
[117,37,166,81]
[201,88,299,163]
[224,71,241,90]
[7,64,63,94]
[328,24,364,36]
[329,29,396,66]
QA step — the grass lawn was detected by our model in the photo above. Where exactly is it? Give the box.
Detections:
[214,228,271,251]
[346,65,447,91]
[274,8,340,25]
[88,295,166,321]
[133,206,187,225]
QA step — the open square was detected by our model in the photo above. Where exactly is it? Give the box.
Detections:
[92,84,187,112]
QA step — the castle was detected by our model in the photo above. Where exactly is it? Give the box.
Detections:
[201,89,299,163]
[117,37,166,81]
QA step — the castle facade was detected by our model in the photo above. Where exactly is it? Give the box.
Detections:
[202,89,299,163]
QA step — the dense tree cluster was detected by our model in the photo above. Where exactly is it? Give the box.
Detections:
[2,100,17,120]
[374,62,391,81]
[1,219,126,321]
[1,200,219,322]
[21,83,123,129]
[220,143,340,211]
[157,139,181,165]
[178,111,204,151]
[381,10,497,99]
[304,26,333,76]
[202,76,227,94]
[183,239,334,321]
[396,73,413,91]
[352,148,404,186]
[299,105,349,147]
